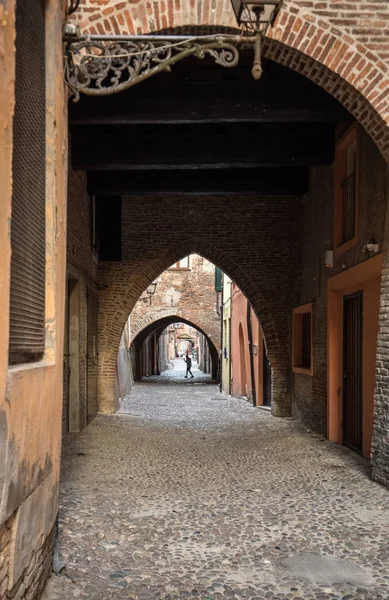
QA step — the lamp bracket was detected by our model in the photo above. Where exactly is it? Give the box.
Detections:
[64,33,255,101]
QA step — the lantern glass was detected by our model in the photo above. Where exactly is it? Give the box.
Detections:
[147,281,157,296]
[230,0,281,28]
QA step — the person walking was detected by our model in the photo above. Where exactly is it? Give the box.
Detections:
[184,350,194,378]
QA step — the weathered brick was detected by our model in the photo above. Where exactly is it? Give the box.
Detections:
[71,1,389,162]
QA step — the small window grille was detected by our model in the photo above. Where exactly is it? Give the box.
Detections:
[301,312,311,370]
[293,305,313,374]
[341,173,356,244]
[336,130,358,250]
[9,0,46,364]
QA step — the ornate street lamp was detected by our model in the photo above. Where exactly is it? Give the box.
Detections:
[64,0,283,98]
[230,1,282,31]
[230,1,283,79]
[146,281,157,298]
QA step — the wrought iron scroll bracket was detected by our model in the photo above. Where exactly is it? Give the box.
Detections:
[64,34,254,101]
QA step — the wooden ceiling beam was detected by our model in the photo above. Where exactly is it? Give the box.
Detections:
[69,81,350,126]
[72,128,335,170]
[87,167,309,196]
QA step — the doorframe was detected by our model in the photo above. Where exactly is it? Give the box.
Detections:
[262,339,272,407]
[328,254,382,456]
[68,277,81,433]
[342,290,363,453]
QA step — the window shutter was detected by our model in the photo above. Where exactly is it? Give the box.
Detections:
[9,0,46,363]
[215,267,222,292]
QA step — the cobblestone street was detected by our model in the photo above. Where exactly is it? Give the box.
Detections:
[43,363,389,600]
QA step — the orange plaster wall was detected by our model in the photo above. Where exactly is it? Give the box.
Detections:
[231,287,249,398]
[328,255,381,458]
[0,0,68,585]
[231,286,263,404]
[251,307,264,406]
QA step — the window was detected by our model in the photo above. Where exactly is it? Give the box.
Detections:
[9,0,46,364]
[292,304,313,375]
[335,125,359,254]
[169,257,190,270]
[95,196,122,261]
[215,267,222,292]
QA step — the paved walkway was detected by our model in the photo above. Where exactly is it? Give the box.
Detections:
[142,358,213,385]
[43,377,389,600]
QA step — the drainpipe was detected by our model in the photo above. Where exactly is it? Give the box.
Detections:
[219,280,224,391]
[247,299,257,407]
[228,293,232,396]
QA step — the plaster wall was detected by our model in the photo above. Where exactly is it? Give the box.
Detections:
[0,0,68,596]
[63,165,98,433]
[230,286,264,406]
[221,275,232,396]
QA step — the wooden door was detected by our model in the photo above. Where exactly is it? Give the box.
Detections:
[343,291,363,452]
[87,288,98,423]
[263,341,272,407]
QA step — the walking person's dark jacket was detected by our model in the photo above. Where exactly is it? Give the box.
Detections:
[184,355,194,378]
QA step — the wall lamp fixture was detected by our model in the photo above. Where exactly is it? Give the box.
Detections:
[139,281,158,305]
[64,1,283,101]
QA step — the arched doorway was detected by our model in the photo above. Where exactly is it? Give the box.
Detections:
[238,324,247,398]
[130,315,219,383]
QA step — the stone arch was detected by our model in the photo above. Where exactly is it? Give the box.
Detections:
[129,314,219,379]
[74,1,389,162]
[98,235,285,416]
[129,308,221,350]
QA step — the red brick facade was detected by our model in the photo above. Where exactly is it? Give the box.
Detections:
[128,254,220,350]
[97,194,296,416]
[72,0,389,161]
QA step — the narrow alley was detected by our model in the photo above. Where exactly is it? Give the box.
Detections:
[44,365,389,600]
[4,2,389,599]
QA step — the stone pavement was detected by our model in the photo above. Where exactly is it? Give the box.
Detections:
[43,376,389,600]
[141,359,213,385]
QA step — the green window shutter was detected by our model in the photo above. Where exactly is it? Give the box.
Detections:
[215,267,222,292]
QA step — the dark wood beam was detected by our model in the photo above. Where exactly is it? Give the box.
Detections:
[72,125,335,170]
[69,81,350,126]
[87,168,309,196]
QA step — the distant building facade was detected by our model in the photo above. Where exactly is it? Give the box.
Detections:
[117,254,221,395]
[221,276,271,408]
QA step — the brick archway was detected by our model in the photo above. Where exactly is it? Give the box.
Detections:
[129,308,220,350]
[98,230,286,417]
[73,0,389,162]
[130,313,219,380]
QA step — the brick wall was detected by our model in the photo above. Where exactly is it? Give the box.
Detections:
[65,162,98,432]
[0,516,55,600]
[372,166,389,486]
[97,194,297,416]
[129,254,220,350]
[292,126,387,436]
[291,163,334,435]
[71,0,389,162]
